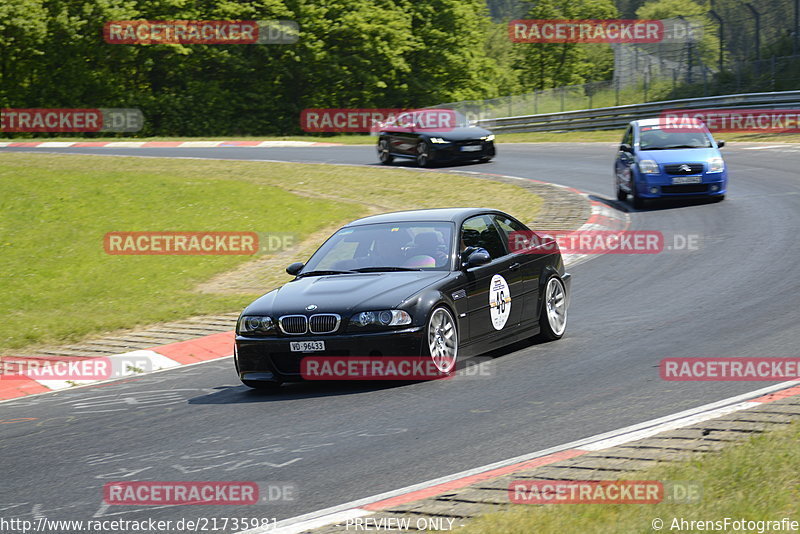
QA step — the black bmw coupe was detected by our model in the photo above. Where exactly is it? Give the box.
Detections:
[235,208,570,390]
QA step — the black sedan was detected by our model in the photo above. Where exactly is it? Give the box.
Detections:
[235,208,570,390]
[376,109,496,167]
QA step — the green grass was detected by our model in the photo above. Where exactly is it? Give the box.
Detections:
[0,153,542,352]
[459,421,800,533]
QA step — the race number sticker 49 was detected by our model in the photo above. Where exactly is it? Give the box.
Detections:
[489,274,511,330]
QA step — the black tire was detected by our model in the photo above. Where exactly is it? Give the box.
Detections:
[479,156,493,163]
[416,140,432,167]
[713,194,725,202]
[616,188,627,201]
[242,380,282,392]
[425,306,458,375]
[378,139,394,165]
[538,276,567,341]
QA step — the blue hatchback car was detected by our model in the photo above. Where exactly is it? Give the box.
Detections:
[614,118,727,208]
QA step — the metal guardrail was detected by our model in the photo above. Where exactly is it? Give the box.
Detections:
[474,90,800,133]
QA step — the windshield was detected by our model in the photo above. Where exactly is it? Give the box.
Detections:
[638,126,713,150]
[302,222,454,273]
[389,109,471,130]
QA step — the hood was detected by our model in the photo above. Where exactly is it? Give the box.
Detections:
[424,126,492,141]
[636,147,720,164]
[243,271,449,317]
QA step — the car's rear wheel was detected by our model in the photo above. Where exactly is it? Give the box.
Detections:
[242,380,282,392]
[427,306,457,373]
[378,139,394,165]
[538,276,567,341]
[416,140,432,167]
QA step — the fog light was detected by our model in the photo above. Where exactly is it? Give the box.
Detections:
[710,185,719,192]
[650,187,659,194]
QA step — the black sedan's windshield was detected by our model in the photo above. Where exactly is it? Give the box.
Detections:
[302,222,454,273]
[639,127,713,150]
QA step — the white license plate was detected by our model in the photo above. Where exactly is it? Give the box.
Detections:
[672,175,702,184]
[461,145,482,152]
[290,341,325,352]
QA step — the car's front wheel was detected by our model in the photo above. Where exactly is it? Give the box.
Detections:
[616,187,627,201]
[538,276,567,341]
[416,140,432,167]
[426,306,457,374]
[378,139,394,165]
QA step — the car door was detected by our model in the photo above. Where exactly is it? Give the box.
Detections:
[387,112,419,156]
[615,125,635,193]
[491,214,543,328]
[460,215,523,346]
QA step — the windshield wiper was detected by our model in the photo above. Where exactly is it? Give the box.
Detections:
[296,269,356,277]
[662,144,706,149]
[352,266,424,272]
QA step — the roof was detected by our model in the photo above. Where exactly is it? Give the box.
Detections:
[345,208,503,227]
[633,117,705,127]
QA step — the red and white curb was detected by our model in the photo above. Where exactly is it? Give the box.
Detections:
[240,380,800,534]
[0,140,342,148]
[0,331,233,401]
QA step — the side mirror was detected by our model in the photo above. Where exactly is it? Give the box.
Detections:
[464,250,491,268]
[286,262,305,276]
[619,143,632,153]
[716,140,725,148]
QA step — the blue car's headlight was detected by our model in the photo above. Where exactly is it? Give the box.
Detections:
[638,159,660,174]
[351,310,412,327]
[707,157,724,173]
[238,315,275,335]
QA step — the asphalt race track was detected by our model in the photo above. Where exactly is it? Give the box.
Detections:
[1,143,799,527]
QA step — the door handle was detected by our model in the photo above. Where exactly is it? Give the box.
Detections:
[509,262,521,271]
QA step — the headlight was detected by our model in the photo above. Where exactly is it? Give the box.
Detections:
[237,315,275,335]
[481,134,495,142]
[429,137,450,144]
[351,310,412,327]
[638,159,660,174]
[707,157,724,173]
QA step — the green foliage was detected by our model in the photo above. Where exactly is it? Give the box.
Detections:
[513,0,619,89]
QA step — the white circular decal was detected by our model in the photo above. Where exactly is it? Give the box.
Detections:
[489,274,511,330]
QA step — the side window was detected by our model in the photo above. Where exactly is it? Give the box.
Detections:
[461,215,506,260]
[492,215,528,253]
[622,126,633,148]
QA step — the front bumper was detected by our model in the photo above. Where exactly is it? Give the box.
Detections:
[236,327,426,382]
[635,171,727,198]
[432,141,495,161]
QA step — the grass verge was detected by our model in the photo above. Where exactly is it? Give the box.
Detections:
[458,421,800,533]
[0,153,542,352]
